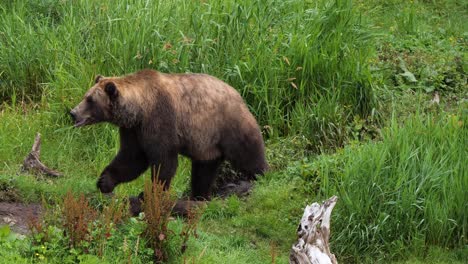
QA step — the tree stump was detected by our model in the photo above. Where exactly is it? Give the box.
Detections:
[290,196,338,264]
[22,133,62,177]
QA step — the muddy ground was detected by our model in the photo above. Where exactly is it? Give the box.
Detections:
[0,163,254,235]
[0,202,41,235]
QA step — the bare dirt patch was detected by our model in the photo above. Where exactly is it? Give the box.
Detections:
[0,202,41,235]
[0,163,257,233]
[212,161,255,198]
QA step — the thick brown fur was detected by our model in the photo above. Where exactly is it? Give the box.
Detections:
[71,69,268,213]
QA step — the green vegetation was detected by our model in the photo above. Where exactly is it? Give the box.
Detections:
[295,111,467,262]
[0,0,466,263]
[0,0,377,146]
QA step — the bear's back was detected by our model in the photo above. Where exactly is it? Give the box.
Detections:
[159,72,258,160]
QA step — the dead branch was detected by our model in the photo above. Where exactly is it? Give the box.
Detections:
[22,133,62,177]
[290,196,338,264]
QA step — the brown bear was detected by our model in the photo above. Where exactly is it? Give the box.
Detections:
[70,69,268,211]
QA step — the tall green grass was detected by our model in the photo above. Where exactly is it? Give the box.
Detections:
[0,1,466,262]
[297,110,467,261]
[0,0,375,140]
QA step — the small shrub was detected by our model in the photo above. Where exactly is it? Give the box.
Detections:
[62,190,97,248]
[92,197,128,257]
[28,213,45,244]
[180,206,203,254]
[142,166,204,262]
[142,170,177,262]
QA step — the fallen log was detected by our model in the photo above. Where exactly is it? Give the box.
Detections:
[22,133,62,177]
[290,196,338,264]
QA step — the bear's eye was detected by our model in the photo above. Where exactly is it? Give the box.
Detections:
[86,97,94,104]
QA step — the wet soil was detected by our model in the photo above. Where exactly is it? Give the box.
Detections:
[212,161,255,197]
[1,162,256,234]
[0,202,41,235]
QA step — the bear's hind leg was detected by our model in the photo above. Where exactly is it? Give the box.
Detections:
[191,159,223,200]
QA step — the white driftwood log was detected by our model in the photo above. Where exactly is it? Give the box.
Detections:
[290,196,338,264]
[22,133,62,177]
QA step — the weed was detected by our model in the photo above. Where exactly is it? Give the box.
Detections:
[93,197,128,257]
[180,206,203,254]
[62,190,97,248]
[27,213,45,243]
[141,167,204,262]
[142,170,177,262]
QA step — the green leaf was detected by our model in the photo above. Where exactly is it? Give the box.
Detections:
[397,58,418,83]
[0,225,11,238]
[400,71,417,83]
[424,86,435,93]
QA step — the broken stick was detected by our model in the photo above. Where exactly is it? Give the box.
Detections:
[290,195,338,264]
[22,133,62,177]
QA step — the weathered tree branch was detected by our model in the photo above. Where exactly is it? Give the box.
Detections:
[22,133,62,177]
[290,196,338,264]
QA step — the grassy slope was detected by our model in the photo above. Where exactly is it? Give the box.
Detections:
[0,0,466,263]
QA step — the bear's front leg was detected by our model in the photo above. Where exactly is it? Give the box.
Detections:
[97,167,118,193]
[97,128,149,193]
[97,153,149,193]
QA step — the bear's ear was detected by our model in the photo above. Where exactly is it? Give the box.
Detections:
[104,82,118,100]
[94,75,104,84]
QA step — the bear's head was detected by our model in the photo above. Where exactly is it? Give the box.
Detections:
[70,75,119,127]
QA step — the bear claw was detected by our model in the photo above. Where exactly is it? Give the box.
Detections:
[97,174,116,193]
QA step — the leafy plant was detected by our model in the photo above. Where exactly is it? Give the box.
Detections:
[62,190,97,248]
[142,170,177,262]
